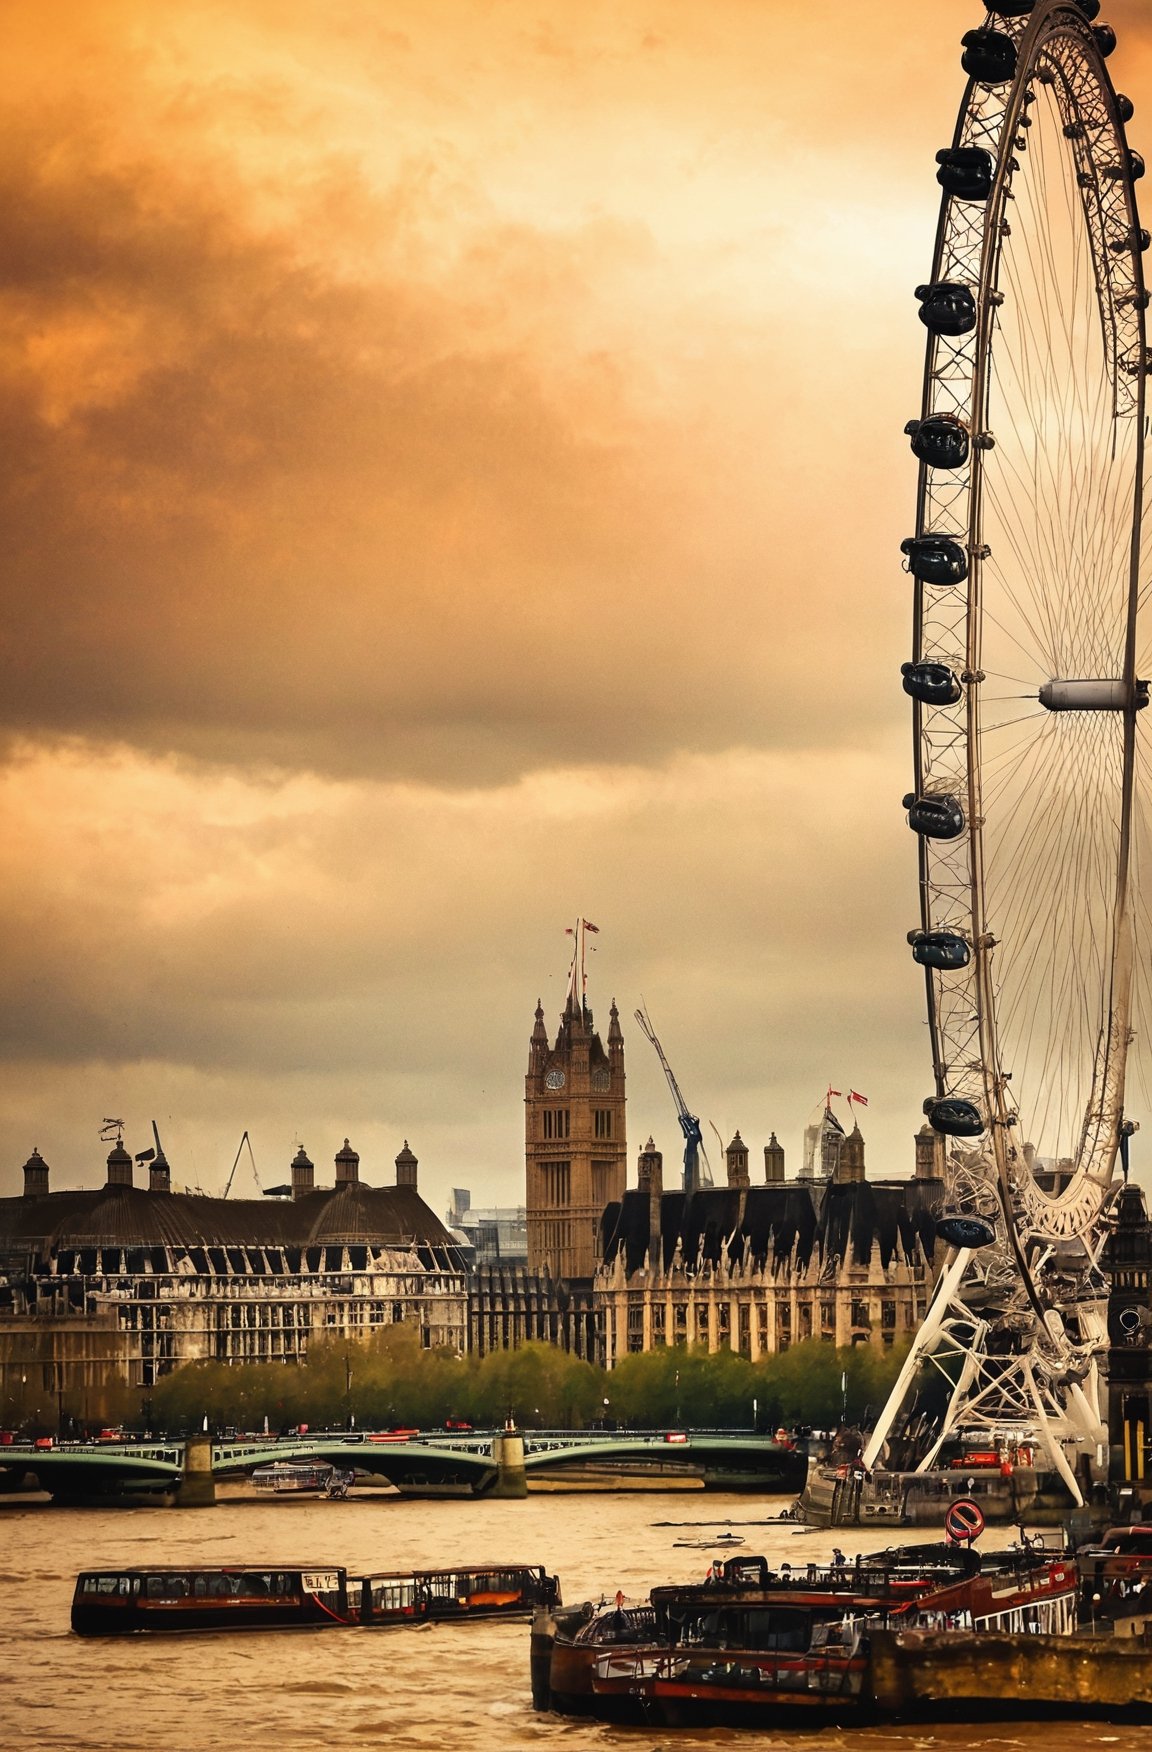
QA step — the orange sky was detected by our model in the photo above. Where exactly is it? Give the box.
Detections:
[4,0,1152,1208]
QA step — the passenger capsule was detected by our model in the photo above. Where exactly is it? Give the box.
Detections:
[903,792,966,840]
[901,535,968,586]
[924,1097,985,1139]
[1104,150,1145,181]
[936,147,995,201]
[1074,0,1102,18]
[961,29,1017,85]
[1093,23,1118,57]
[915,282,978,336]
[1116,95,1135,124]
[982,0,1034,15]
[908,930,971,971]
[901,662,964,706]
[1110,227,1151,254]
[935,1210,997,1248]
[905,414,970,470]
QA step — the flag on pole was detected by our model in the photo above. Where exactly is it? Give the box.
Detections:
[825,1086,842,1104]
[582,920,600,932]
[848,1090,869,1107]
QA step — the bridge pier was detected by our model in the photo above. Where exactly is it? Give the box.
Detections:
[176,1434,217,1508]
[489,1425,527,1499]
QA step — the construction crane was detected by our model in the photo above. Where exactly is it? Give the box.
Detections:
[634,1005,713,1194]
[223,1130,262,1199]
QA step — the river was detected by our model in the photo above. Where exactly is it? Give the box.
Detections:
[2,1485,1145,1752]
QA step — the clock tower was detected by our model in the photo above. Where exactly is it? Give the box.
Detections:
[526,965,627,1280]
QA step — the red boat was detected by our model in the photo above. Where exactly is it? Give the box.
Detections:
[536,1541,1079,1725]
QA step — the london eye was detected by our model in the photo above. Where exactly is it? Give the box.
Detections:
[865,0,1149,1503]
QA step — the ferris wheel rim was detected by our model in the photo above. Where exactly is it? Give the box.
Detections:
[908,0,1148,1238]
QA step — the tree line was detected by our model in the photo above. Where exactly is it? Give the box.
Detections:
[146,1331,911,1436]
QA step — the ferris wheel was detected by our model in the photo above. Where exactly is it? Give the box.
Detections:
[863,0,1149,1504]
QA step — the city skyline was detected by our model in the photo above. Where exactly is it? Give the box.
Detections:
[4,0,1152,1213]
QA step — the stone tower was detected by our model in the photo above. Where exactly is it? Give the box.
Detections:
[526,985,627,1280]
[835,1121,866,1184]
[1102,1180,1152,1488]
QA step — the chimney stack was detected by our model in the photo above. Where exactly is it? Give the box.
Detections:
[725,1131,750,1189]
[21,1148,49,1198]
[105,1140,133,1189]
[395,1141,418,1189]
[291,1145,315,1200]
[914,1122,943,1180]
[334,1139,360,1188]
[638,1137,663,1267]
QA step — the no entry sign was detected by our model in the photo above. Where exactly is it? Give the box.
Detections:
[944,1497,986,1544]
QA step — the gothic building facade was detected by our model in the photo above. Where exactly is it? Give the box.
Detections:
[594,1118,946,1368]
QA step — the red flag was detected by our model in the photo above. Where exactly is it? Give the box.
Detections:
[825,1086,842,1103]
[582,920,600,933]
[849,1090,869,1107]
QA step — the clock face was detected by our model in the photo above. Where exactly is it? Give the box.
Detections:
[544,1068,565,1090]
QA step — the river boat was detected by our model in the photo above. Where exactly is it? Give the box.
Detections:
[360,1564,559,1626]
[71,1565,354,1635]
[533,1539,1079,1724]
[250,1462,353,1497]
[1076,1525,1152,1631]
[798,1448,1074,1529]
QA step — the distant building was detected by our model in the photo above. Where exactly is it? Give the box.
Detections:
[0,1139,468,1422]
[446,1189,528,1265]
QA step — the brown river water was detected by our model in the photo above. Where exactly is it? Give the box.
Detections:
[1,1484,1146,1752]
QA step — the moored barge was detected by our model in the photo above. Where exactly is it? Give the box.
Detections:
[534,1539,1079,1724]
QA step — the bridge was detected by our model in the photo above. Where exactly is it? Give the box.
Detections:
[0,1429,805,1503]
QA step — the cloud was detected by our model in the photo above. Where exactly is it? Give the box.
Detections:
[0,0,970,789]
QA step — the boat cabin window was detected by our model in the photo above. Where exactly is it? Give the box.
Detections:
[80,1575,140,1596]
[424,1572,460,1599]
[369,1580,417,1612]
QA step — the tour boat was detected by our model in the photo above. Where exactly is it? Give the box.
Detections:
[250,1461,353,1496]
[71,1565,355,1635]
[360,1564,560,1626]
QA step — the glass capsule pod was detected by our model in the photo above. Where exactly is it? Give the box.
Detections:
[936,146,995,201]
[905,414,970,469]
[935,1211,998,1248]
[901,661,964,706]
[901,534,968,584]
[915,281,978,336]
[961,29,1017,85]
[903,792,966,840]
[925,1097,985,1138]
[908,929,972,971]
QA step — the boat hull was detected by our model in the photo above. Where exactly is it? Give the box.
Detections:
[798,1459,1075,1528]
